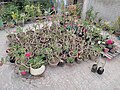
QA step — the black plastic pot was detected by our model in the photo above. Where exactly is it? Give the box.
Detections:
[60,22,64,25]
[9,57,15,63]
[91,64,97,73]
[78,33,84,37]
[97,67,104,75]
[75,57,81,64]
[58,60,65,67]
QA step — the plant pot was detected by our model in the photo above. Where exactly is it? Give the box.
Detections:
[106,44,113,50]
[30,65,45,76]
[115,31,120,37]
[91,64,97,73]
[109,48,116,54]
[48,59,59,67]
[90,55,98,61]
[58,60,65,67]
[67,62,74,66]
[9,56,15,63]
[97,67,104,75]
[75,57,82,64]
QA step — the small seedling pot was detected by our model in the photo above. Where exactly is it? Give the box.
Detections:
[97,67,104,75]
[48,59,59,67]
[91,64,97,73]
[75,57,81,64]
[58,60,65,67]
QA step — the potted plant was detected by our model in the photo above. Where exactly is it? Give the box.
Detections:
[48,54,59,67]
[29,54,46,76]
[19,65,29,77]
[67,57,74,66]
[58,59,65,67]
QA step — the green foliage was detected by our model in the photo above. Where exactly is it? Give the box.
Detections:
[67,57,74,63]
[2,3,18,22]
[86,7,99,22]
[113,16,120,32]
[29,54,45,69]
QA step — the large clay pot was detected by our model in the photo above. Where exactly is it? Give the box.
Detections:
[30,65,45,76]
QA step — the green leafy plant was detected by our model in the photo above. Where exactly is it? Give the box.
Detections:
[29,54,45,69]
[67,57,74,63]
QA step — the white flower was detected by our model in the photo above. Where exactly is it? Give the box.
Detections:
[98,41,101,44]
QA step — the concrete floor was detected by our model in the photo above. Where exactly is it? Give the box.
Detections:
[0,25,120,90]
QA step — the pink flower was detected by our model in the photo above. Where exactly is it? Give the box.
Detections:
[106,39,113,44]
[25,52,32,58]
[104,48,109,53]
[74,20,78,23]
[77,24,81,27]
[64,24,67,28]
[36,20,39,23]
[52,6,55,10]
[83,29,87,32]
[21,71,27,75]
[12,30,16,33]
[107,58,111,60]
[48,17,52,20]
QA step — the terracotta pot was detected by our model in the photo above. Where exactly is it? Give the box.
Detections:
[30,65,45,76]
[90,55,98,61]
[48,59,59,67]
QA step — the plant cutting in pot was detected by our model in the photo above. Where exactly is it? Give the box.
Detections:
[58,59,65,67]
[29,54,46,76]
[19,65,29,77]
[48,54,59,67]
[67,57,74,66]
[75,50,83,64]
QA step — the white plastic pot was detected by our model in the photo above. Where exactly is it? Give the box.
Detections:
[30,65,45,76]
